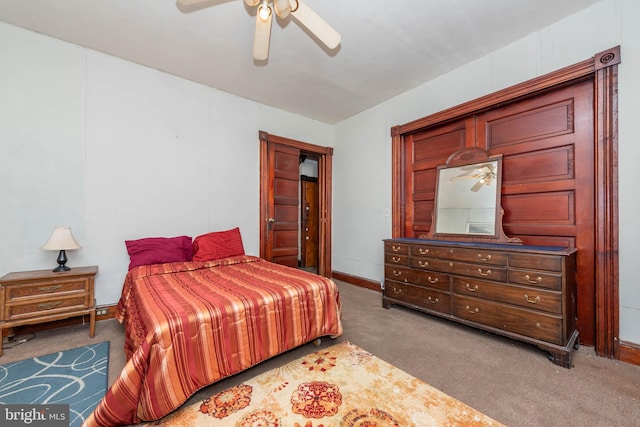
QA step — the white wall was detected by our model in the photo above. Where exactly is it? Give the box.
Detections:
[0,21,333,305]
[332,0,640,345]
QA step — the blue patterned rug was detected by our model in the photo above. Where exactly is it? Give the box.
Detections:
[0,341,109,427]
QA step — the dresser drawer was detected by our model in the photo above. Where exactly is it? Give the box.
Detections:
[449,261,507,281]
[385,282,451,315]
[4,295,90,321]
[410,245,451,258]
[441,247,508,266]
[452,277,562,314]
[384,253,409,266]
[409,286,451,314]
[384,281,413,303]
[385,266,450,291]
[453,295,563,345]
[409,256,451,271]
[5,280,89,301]
[509,269,562,290]
[410,257,508,281]
[385,242,409,255]
[509,253,563,272]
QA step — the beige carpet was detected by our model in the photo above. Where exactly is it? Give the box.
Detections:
[150,341,503,426]
[3,281,640,426]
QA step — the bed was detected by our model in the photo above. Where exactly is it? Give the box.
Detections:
[85,230,343,427]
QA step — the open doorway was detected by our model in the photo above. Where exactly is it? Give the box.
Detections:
[300,158,319,274]
[259,131,333,277]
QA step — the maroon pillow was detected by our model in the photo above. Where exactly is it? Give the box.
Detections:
[125,236,193,270]
[192,227,245,261]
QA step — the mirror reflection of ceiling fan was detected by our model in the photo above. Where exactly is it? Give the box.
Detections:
[451,163,497,192]
[176,0,341,61]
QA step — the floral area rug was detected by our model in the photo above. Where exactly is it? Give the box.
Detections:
[153,341,503,426]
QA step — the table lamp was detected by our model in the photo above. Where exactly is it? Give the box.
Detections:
[40,226,82,272]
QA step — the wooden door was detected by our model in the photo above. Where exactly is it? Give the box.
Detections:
[264,142,300,267]
[300,176,319,268]
[259,131,334,276]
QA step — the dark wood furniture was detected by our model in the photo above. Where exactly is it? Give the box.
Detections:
[383,238,578,367]
[390,47,620,357]
[0,266,98,356]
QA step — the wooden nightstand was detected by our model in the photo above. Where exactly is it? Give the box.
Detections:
[0,266,98,357]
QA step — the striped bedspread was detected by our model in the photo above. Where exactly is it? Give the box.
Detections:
[85,255,343,427]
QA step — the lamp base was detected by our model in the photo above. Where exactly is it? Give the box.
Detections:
[52,249,70,272]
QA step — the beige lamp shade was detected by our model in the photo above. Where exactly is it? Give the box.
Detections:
[41,226,81,250]
[41,227,81,272]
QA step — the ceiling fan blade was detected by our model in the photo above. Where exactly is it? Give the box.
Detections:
[253,11,273,61]
[471,180,485,192]
[291,0,341,49]
[176,0,237,14]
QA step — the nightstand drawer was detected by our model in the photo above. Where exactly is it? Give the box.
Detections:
[4,295,90,321]
[5,279,89,301]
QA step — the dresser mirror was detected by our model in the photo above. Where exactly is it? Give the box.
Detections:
[427,147,521,244]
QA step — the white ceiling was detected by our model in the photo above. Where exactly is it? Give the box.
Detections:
[0,0,600,124]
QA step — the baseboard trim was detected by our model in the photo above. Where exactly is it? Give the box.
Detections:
[332,271,381,292]
[619,341,640,366]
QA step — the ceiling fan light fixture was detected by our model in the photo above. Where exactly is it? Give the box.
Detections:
[244,0,260,7]
[274,0,291,19]
[258,0,272,22]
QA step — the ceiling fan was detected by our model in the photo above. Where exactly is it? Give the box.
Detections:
[176,0,341,61]
[451,163,497,192]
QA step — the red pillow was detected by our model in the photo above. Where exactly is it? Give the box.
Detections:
[192,227,245,261]
[125,236,193,270]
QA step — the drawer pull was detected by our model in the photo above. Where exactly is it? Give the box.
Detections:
[477,268,491,276]
[392,245,401,252]
[392,287,402,294]
[427,276,439,284]
[393,270,402,277]
[419,248,429,255]
[466,305,479,314]
[525,275,542,284]
[524,294,541,304]
[427,297,439,304]
[38,285,63,293]
[465,283,478,292]
[38,301,63,310]
[418,260,429,267]
[477,254,492,262]
[392,256,402,263]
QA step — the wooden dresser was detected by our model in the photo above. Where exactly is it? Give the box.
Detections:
[383,239,578,367]
[0,266,98,356]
